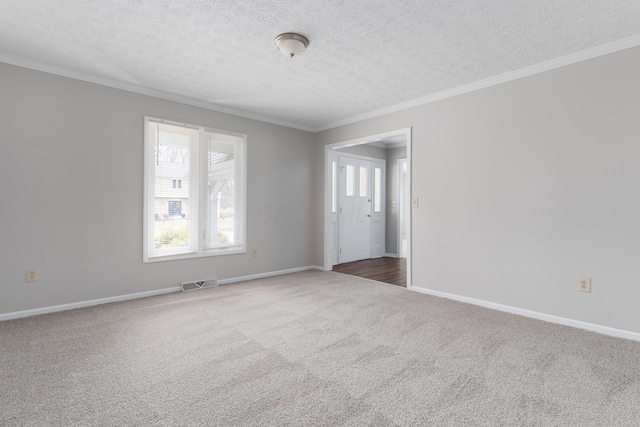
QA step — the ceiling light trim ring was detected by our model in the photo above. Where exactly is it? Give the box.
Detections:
[275,33,309,58]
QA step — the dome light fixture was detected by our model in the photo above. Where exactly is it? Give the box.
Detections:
[274,33,309,58]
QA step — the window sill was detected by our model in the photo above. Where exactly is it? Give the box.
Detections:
[144,247,246,263]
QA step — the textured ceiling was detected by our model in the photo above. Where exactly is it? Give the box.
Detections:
[1,1,640,131]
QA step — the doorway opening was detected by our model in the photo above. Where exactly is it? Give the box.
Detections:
[324,128,411,288]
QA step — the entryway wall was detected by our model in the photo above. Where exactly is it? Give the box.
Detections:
[323,127,412,288]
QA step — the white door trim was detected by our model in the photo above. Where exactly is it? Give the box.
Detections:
[323,127,412,288]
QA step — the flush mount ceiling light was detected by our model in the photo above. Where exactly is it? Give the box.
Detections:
[274,33,309,58]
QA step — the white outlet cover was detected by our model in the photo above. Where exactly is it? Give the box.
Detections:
[26,269,38,282]
[578,277,591,293]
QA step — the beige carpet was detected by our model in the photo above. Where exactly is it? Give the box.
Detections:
[1,270,639,426]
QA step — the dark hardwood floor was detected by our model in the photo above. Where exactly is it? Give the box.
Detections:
[332,257,407,287]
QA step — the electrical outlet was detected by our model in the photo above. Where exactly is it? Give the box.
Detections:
[578,277,591,293]
[26,269,38,283]
[252,248,259,257]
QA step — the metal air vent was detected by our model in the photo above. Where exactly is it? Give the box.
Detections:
[181,278,218,292]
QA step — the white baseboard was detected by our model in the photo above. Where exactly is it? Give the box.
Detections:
[0,265,325,322]
[384,253,399,258]
[217,265,324,285]
[409,285,640,343]
[0,286,181,322]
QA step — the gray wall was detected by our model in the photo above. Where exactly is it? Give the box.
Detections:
[0,62,317,315]
[316,46,640,334]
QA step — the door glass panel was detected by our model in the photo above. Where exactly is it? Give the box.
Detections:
[359,166,368,197]
[374,167,381,212]
[331,161,337,212]
[345,164,354,197]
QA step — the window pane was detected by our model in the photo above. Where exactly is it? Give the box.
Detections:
[374,167,381,212]
[345,165,354,197]
[359,166,368,197]
[205,131,241,247]
[152,122,195,251]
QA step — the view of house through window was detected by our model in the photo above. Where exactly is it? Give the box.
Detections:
[144,117,246,261]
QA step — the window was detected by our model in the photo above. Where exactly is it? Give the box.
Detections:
[168,200,183,216]
[144,117,246,262]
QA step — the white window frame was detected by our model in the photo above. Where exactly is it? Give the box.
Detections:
[143,116,247,262]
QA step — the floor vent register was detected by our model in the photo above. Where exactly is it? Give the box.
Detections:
[181,278,219,292]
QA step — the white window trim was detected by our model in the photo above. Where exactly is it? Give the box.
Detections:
[143,116,247,263]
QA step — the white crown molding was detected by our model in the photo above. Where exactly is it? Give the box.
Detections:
[0,52,316,133]
[410,285,640,343]
[315,34,640,132]
[3,34,640,134]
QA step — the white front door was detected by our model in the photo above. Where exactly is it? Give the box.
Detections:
[339,155,372,263]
